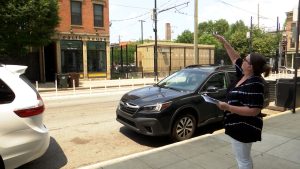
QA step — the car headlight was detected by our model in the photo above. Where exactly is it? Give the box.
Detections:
[143,101,172,112]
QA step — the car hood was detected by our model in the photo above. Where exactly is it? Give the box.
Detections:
[121,86,189,106]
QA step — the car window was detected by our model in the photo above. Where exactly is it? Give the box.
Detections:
[0,79,15,104]
[202,73,226,91]
[158,69,209,91]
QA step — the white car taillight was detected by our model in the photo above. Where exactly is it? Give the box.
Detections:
[14,94,45,118]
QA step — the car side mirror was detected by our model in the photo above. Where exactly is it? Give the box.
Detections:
[206,86,218,93]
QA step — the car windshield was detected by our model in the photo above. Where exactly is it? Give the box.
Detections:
[157,69,209,92]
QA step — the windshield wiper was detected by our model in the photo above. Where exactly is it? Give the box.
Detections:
[156,83,181,92]
[154,83,162,87]
[164,86,181,92]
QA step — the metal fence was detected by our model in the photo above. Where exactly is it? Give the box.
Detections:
[110,45,222,79]
[110,45,179,79]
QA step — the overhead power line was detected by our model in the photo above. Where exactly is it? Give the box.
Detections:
[111,11,151,22]
[219,0,272,20]
[174,5,189,15]
[158,2,189,13]
[110,3,151,10]
[111,1,190,23]
[159,0,175,8]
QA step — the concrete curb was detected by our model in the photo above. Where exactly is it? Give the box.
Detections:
[78,129,226,169]
[79,109,297,169]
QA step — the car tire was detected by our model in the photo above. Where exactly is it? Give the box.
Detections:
[288,70,292,74]
[171,113,196,142]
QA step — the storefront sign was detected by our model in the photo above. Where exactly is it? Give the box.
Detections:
[59,34,107,42]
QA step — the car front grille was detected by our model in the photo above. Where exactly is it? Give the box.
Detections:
[119,101,139,115]
[117,115,136,127]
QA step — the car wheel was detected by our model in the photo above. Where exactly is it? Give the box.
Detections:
[171,114,196,142]
[288,70,292,74]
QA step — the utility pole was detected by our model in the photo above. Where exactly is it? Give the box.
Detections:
[194,0,199,64]
[274,17,280,73]
[154,0,158,81]
[257,4,260,28]
[152,1,189,81]
[139,20,145,44]
[279,22,282,67]
[292,0,300,113]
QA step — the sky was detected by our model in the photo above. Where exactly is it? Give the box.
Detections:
[109,0,299,43]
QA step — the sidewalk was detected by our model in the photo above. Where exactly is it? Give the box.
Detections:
[80,110,300,169]
[35,72,294,94]
[36,77,157,93]
[35,78,157,98]
[34,71,296,94]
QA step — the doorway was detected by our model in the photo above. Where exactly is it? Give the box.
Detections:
[44,42,56,82]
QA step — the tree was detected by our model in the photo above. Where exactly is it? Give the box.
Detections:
[228,30,249,57]
[175,19,280,63]
[0,0,59,58]
[227,20,248,36]
[111,43,138,66]
[198,20,215,35]
[198,33,220,48]
[251,27,278,56]
[198,19,229,36]
[175,30,193,43]
[214,19,229,35]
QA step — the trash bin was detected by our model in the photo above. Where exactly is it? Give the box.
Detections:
[56,74,69,88]
[266,80,276,102]
[68,72,80,87]
[275,78,300,108]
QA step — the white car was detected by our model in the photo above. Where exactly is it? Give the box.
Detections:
[279,66,295,74]
[0,64,49,169]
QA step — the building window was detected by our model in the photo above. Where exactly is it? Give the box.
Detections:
[61,40,83,73]
[291,23,296,48]
[71,1,82,25]
[290,38,295,48]
[94,4,104,27]
[87,41,106,72]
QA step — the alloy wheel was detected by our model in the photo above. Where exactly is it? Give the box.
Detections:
[172,114,196,141]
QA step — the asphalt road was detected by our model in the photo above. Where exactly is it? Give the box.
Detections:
[16,86,284,169]
[17,92,174,169]
[16,90,225,169]
[13,73,286,169]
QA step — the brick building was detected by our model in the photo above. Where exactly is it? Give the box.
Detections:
[43,0,110,81]
[284,10,300,68]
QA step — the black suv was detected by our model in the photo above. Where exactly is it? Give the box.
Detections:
[116,65,269,142]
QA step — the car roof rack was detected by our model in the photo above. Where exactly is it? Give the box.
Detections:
[185,64,218,68]
[215,65,235,71]
[185,64,235,71]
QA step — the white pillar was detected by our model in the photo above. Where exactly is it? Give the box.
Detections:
[83,41,88,79]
